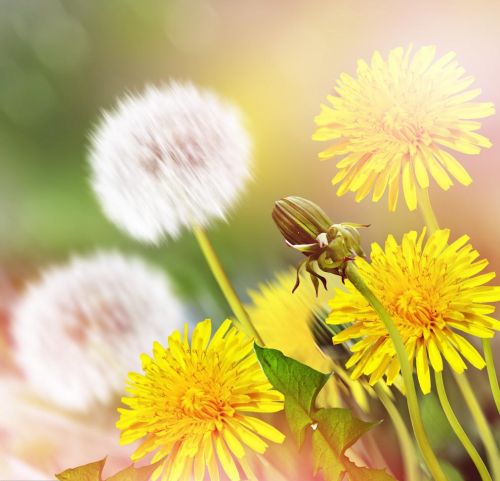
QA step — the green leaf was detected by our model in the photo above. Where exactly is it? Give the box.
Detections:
[255,345,397,481]
[56,458,159,481]
[312,408,393,481]
[255,344,330,446]
[56,459,106,481]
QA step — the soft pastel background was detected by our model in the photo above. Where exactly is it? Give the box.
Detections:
[1,1,498,480]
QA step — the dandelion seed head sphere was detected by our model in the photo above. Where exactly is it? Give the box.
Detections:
[89,82,252,243]
[314,45,494,211]
[12,252,185,411]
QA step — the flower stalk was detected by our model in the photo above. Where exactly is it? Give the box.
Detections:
[345,262,447,481]
[483,338,500,413]
[435,370,492,481]
[453,372,500,481]
[418,185,499,481]
[193,225,264,345]
[374,383,421,481]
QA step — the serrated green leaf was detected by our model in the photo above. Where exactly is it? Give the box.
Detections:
[255,344,330,446]
[56,458,159,481]
[313,408,378,456]
[255,345,397,481]
[312,408,395,481]
[56,459,106,481]
[107,463,158,481]
[346,463,399,481]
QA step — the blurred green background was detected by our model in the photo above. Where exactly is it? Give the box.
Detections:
[1,1,499,477]
[2,0,499,308]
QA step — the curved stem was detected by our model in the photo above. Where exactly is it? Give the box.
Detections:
[193,226,264,345]
[453,372,500,481]
[417,187,500,479]
[345,262,447,481]
[417,188,440,234]
[483,339,500,414]
[435,371,492,481]
[374,383,421,481]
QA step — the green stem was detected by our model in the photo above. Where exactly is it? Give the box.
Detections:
[453,372,500,481]
[417,188,440,234]
[374,383,421,481]
[345,262,447,481]
[417,186,500,479]
[483,339,500,414]
[435,371,492,481]
[193,226,264,345]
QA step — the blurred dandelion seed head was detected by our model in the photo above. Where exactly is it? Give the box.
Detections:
[328,229,500,394]
[314,45,494,211]
[117,319,284,481]
[89,81,252,243]
[12,251,185,412]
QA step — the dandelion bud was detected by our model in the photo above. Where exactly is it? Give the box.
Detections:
[272,196,367,293]
[272,196,332,246]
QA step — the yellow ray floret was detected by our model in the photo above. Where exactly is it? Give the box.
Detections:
[314,45,494,211]
[117,319,284,481]
[328,229,500,394]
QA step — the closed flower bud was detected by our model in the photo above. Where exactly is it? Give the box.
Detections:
[272,196,367,294]
[272,196,332,247]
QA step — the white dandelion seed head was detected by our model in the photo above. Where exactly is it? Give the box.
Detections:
[11,251,185,412]
[88,81,253,243]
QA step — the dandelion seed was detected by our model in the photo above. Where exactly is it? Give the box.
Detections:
[328,229,500,394]
[117,319,284,481]
[314,45,494,211]
[12,251,185,411]
[89,82,252,243]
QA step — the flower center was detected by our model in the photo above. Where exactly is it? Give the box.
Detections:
[178,376,235,424]
[388,285,446,335]
[181,386,211,415]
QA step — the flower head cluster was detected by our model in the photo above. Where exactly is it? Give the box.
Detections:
[328,229,500,393]
[89,81,252,243]
[117,319,284,481]
[314,45,494,211]
[12,251,184,411]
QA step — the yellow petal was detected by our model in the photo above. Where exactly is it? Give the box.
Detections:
[240,416,285,443]
[402,159,417,210]
[427,336,443,372]
[435,150,472,186]
[215,436,240,481]
[416,341,431,394]
[450,333,486,370]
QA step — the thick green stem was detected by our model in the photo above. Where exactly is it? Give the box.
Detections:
[483,339,500,414]
[435,371,492,481]
[453,372,500,481]
[345,262,446,481]
[193,226,264,345]
[374,383,421,481]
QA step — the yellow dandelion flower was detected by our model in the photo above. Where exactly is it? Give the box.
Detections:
[117,319,285,481]
[314,45,494,211]
[245,269,374,412]
[328,229,500,394]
